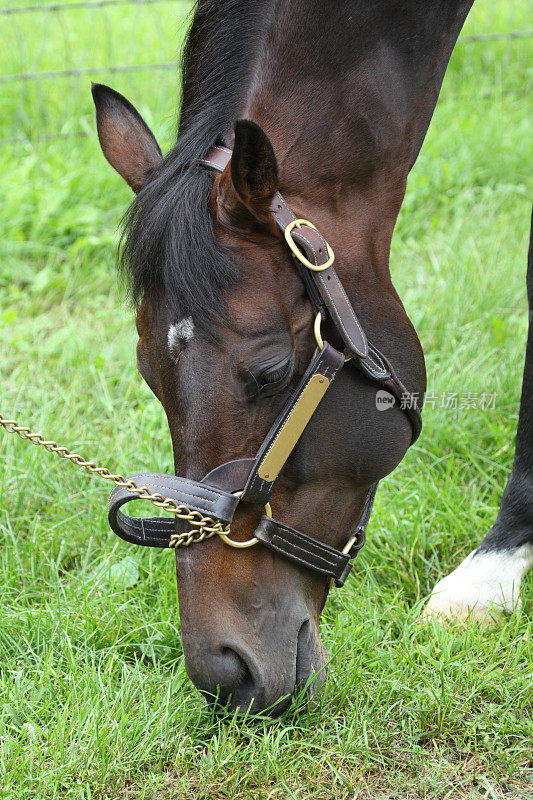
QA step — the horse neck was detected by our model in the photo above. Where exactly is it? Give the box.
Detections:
[241,0,473,290]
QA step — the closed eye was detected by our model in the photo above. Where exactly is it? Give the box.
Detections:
[262,365,289,385]
[243,355,294,399]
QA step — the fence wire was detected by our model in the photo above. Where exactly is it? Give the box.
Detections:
[1,0,183,14]
[0,62,176,84]
[460,30,533,42]
[2,30,530,86]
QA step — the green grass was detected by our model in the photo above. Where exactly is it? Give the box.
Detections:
[1,1,533,798]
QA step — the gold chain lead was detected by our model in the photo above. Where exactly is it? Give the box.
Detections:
[0,413,230,547]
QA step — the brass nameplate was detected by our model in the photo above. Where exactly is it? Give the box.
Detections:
[257,373,330,482]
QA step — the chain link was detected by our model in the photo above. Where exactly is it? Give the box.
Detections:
[0,413,230,547]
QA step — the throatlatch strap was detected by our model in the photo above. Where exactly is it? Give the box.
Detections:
[108,473,239,548]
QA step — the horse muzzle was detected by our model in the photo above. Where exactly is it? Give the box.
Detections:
[178,591,328,715]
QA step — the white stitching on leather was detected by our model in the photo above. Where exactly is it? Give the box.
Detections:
[319,275,367,357]
[200,147,232,170]
[275,193,296,221]
[367,351,385,370]
[364,355,386,377]
[126,474,221,501]
[278,530,338,562]
[270,534,338,569]
[275,209,367,358]
[295,230,320,264]
[138,523,172,533]
[273,196,329,267]
[364,348,389,378]
[201,157,227,169]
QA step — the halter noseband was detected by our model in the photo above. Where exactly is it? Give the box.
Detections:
[107,145,422,588]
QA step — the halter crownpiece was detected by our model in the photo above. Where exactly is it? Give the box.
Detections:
[107,145,422,588]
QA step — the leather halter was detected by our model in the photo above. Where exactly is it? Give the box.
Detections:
[107,145,422,587]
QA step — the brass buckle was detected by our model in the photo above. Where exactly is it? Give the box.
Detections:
[285,219,335,272]
[217,492,272,549]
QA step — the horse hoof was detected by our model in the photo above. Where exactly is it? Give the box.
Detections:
[420,596,503,628]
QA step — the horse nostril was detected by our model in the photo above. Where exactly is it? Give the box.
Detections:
[295,619,313,691]
[198,646,258,710]
[295,619,326,701]
[219,647,254,701]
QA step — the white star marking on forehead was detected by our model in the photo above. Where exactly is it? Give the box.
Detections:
[168,318,195,354]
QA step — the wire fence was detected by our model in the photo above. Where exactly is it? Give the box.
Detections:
[0,62,176,84]
[0,0,182,14]
[2,30,532,86]
[2,0,531,146]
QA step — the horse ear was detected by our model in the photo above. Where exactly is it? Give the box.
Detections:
[91,83,162,193]
[217,120,278,228]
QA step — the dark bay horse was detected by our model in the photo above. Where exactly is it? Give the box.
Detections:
[92,0,532,714]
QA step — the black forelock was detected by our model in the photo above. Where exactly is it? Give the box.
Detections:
[120,0,276,325]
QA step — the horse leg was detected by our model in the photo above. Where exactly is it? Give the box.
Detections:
[423,211,533,624]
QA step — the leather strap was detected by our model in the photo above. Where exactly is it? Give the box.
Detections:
[253,481,378,586]
[254,516,353,587]
[354,481,379,542]
[199,144,232,171]
[108,473,240,548]
[243,342,345,504]
[202,458,255,493]
[271,193,368,358]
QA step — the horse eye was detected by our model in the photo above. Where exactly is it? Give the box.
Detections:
[243,356,293,400]
[257,356,293,397]
[260,365,288,387]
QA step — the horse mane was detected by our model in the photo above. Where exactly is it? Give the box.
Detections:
[120,0,275,325]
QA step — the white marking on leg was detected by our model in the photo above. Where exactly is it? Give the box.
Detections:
[168,318,195,355]
[426,543,533,617]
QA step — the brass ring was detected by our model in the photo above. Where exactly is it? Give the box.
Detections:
[218,492,272,549]
[284,219,335,272]
[341,535,357,555]
[314,312,324,350]
[314,311,352,362]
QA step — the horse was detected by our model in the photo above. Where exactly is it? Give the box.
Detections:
[91,0,532,715]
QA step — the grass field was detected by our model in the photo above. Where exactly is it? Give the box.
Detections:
[1,1,532,798]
